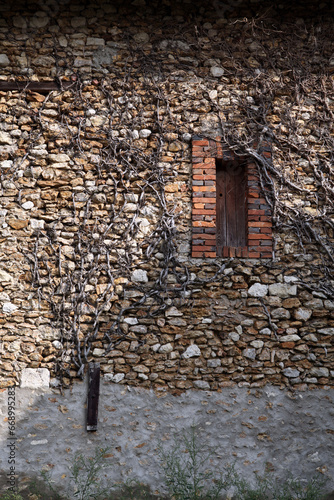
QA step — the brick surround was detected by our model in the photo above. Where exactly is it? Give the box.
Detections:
[192,137,273,259]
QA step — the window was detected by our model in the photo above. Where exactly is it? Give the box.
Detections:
[216,158,247,255]
[191,136,273,259]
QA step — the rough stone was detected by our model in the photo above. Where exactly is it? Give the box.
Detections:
[0,54,10,67]
[105,373,125,383]
[30,219,45,229]
[71,17,86,28]
[0,132,13,144]
[207,358,221,367]
[243,348,256,360]
[282,368,300,378]
[124,317,138,325]
[131,270,148,283]
[182,345,201,358]
[193,380,210,389]
[133,32,150,44]
[269,284,297,297]
[3,303,18,314]
[20,368,50,388]
[318,328,334,336]
[139,129,152,138]
[310,367,329,378]
[0,270,13,282]
[210,66,225,77]
[271,308,290,319]
[22,201,34,210]
[158,343,173,354]
[248,283,268,297]
[303,334,318,342]
[133,365,150,373]
[250,340,264,348]
[165,306,183,317]
[295,308,312,321]
[280,335,300,342]
[13,16,27,28]
[29,13,49,28]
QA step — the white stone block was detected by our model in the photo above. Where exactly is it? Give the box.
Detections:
[280,335,300,342]
[251,340,264,348]
[1,160,13,169]
[0,270,13,282]
[283,368,300,378]
[248,283,268,297]
[20,368,50,388]
[22,201,34,210]
[159,343,173,354]
[124,317,138,325]
[165,306,183,317]
[294,308,312,321]
[3,303,18,314]
[318,328,334,336]
[31,219,45,229]
[105,373,125,383]
[310,367,329,378]
[139,129,151,138]
[182,345,201,358]
[131,269,148,283]
[269,283,297,297]
[211,66,225,77]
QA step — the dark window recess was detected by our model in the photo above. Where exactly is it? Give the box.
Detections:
[216,158,247,256]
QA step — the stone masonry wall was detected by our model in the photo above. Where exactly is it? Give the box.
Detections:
[0,0,333,394]
[0,383,334,495]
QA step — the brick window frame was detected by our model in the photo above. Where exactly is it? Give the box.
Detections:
[191,136,273,259]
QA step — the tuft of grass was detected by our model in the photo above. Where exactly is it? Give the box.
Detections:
[0,436,330,500]
[26,447,111,500]
[158,426,329,500]
[231,467,329,500]
[68,447,111,500]
[110,479,166,500]
[158,424,233,500]
[0,493,24,500]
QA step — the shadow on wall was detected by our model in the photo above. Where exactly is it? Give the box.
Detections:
[0,369,333,498]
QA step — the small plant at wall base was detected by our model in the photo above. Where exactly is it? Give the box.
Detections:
[158,424,234,500]
[29,447,112,500]
[157,425,330,500]
[69,447,111,500]
[231,469,329,500]
[0,493,24,500]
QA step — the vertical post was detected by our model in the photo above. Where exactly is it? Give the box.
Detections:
[87,362,100,432]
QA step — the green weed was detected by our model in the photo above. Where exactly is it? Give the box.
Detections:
[158,424,233,499]
[0,492,24,500]
[231,467,328,500]
[68,447,111,500]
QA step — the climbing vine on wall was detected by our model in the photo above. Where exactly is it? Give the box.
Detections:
[2,3,334,385]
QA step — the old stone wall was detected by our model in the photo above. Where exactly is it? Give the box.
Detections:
[0,0,333,393]
[0,382,333,495]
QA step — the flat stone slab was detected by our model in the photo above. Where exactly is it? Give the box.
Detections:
[20,368,50,388]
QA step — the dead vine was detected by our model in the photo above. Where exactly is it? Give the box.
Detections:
[2,7,334,384]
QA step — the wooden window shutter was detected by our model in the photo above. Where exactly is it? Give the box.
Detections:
[216,159,246,256]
